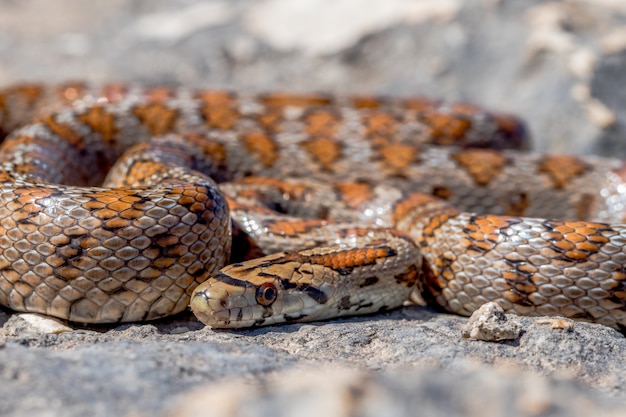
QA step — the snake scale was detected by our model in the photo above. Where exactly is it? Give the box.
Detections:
[0,83,625,329]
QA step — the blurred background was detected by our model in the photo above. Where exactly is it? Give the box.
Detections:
[0,0,625,156]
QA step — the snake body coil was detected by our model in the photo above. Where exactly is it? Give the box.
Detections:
[0,83,625,328]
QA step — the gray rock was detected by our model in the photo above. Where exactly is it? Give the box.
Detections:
[168,366,626,417]
[2,307,626,416]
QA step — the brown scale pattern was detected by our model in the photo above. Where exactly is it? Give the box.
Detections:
[408,213,626,327]
[1,83,626,329]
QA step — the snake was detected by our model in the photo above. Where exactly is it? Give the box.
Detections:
[0,83,625,329]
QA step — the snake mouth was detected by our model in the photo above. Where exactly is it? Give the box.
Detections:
[191,290,306,329]
[189,291,211,325]
[190,284,236,328]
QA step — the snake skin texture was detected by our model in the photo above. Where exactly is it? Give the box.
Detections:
[1,83,625,328]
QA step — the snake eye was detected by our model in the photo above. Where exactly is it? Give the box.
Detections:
[256,282,277,306]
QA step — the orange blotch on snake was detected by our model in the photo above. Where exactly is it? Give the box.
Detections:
[92,209,117,220]
[23,203,42,214]
[351,96,382,109]
[77,106,118,143]
[195,90,234,106]
[256,109,284,133]
[242,132,278,168]
[108,201,132,212]
[391,193,448,225]
[466,216,507,241]
[554,240,575,251]
[299,246,395,271]
[452,150,507,187]
[553,224,574,234]
[304,110,340,137]
[503,290,525,304]
[15,84,43,105]
[379,143,418,171]
[420,213,454,238]
[178,196,196,206]
[40,115,83,147]
[196,137,227,167]
[58,245,80,258]
[133,102,179,135]
[564,232,586,243]
[264,219,327,237]
[105,218,130,229]
[394,263,419,287]
[589,234,610,243]
[300,137,342,171]
[335,182,374,209]
[15,194,35,205]
[119,209,143,220]
[564,250,588,261]
[402,97,440,112]
[93,193,122,205]
[578,225,608,234]
[260,92,332,108]
[201,105,240,130]
[15,186,56,199]
[362,112,397,137]
[197,91,240,130]
[514,282,538,294]
[336,249,376,269]
[575,241,601,252]
[422,113,472,143]
[538,155,588,190]
[77,237,100,249]
[503,270,525,281]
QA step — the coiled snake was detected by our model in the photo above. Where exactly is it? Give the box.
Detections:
[0,83,625,329]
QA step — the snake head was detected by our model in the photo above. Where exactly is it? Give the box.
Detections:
[191,237,420,329]
[190,252,335,328]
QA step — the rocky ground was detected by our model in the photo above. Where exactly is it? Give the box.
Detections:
[2,0,626,416]
[3,306,626,417]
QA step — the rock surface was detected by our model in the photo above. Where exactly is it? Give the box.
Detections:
[2,307,626,416]
[170,366,626,417]
[1,0,626,416]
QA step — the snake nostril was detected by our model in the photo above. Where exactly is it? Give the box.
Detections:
[194,290,228,306]
[191,287,232,313]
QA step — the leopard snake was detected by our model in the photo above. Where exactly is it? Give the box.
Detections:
[0,83,625,329]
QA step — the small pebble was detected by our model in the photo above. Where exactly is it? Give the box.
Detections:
[18,313,74,334]
[462,302,522,341]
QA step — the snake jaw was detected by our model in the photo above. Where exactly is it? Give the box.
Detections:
[189,290,227,328]
[190,284,229,327]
